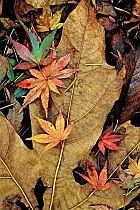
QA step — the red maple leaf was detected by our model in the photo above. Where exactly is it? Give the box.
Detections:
[75,160,112,191]
[98,126,127,155]
[16,53,79,117]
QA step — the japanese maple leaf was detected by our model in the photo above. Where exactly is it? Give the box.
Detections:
[98,126,127,155]
[16,53,79,117]
[125,158,140,179]
[27,111,73,152]
[75,160,112,191]
[9,22,57,69]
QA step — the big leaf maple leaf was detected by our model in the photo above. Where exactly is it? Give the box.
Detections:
[75,160,112,191]
[98,126,127,155]
[16,53,79,117]
[27,111,73,152]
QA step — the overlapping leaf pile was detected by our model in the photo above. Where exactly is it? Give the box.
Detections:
[0,0,140,209]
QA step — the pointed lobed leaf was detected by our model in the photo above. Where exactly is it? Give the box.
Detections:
[61,122,74,140]
[41,87,49,118]
[18,87,42,113]
[55,111,65,139]
[129,158,140,179]
[19,20,40,56]
[9,38,32,61]
[36,29,57,62]
[33,116,57,138]
[27,134,51,143]
[99,162,108,186]
[14,61,37,70]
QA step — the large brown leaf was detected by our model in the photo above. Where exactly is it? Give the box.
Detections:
[29,0,140,209]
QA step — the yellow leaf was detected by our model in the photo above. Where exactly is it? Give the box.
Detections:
[27,112,73,152]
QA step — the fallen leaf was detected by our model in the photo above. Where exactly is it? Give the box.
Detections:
[27,111,73,152]
[25,0,69,8]
[7,95,23,133]
[36,6,63,32]
[126,158,140,179]
[75,160,112,191]
[9,24,57,69]
[91,205,113,210]
[28,0,139,209]
[98,126,127,155]
[0,55,8,84]
[0,116,57,209]
[119,49,140,124]
[16,53,79,117]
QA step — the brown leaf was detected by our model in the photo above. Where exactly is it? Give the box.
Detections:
[119,49,140,124]
[25,0,68,8]
[29,0,140,209]
[0,116,55,209]
[7,95,23,133]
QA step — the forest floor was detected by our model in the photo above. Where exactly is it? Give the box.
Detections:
[0,0,140,210]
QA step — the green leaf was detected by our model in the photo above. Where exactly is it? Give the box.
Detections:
[19,20,39,56]
[14,87,28,98]
[7,58,16,81]
[0,55,8,84]
[36,28,57,62]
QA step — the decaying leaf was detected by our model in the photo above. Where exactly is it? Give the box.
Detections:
[91,205,113,210]
[36,6,63,32]
[9,25,57,69]
[126,158,140,179]
[29,0,139,209]
[16,53,79,117]
[119,50,140,124]
[75,160,112,191]
[7,95,23,133]
[27,111,73,152]
[98,126,127,155]
[0,55,8,83]
[25,0,69,8]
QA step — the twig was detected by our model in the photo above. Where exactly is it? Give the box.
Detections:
[49,141,65,210]
[0,103,15,110]
[0,157,34,210]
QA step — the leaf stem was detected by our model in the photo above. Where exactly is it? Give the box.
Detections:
[0,157,34,210]
[49,141,65,210]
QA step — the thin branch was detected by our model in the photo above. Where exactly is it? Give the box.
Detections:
[0,157,34,210]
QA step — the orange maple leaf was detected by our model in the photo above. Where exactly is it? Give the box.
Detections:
[98,126,127,155]
[75,160,112,191]
[16,53,79,117]
[27,111,73,152]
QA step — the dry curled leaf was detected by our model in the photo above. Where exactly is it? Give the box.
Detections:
[75,160,112,191]
[98,126,127,155]
[29,0,136,209]
[36,6,63,32]
[119,49,140,124]
[16,53,79,117]
[126,158,140,179]
[27,111,73,152]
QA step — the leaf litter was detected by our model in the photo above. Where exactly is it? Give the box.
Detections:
[0,0,140,209]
